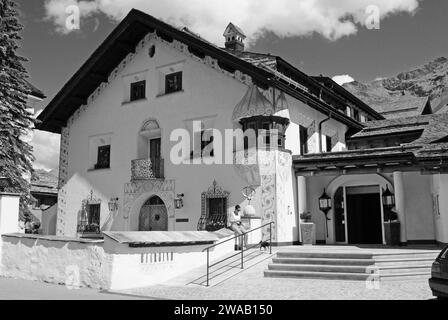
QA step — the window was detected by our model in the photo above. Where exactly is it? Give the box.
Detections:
[191,129,214,159]
[87,204,100,228]
[299,125,308,155]
[78,203,101,234]
[325,135,332,153]
[165,71,182,94]
[95,145,110,169]
[130,80,146,101]
[240,117,288,150]
[353,108,360,121]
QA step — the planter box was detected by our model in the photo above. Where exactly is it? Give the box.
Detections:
[384,222,400,246]
[300,222,316,246]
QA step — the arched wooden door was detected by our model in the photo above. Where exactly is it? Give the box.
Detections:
[138,196,168,231]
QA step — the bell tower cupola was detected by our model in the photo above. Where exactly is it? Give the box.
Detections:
[223,22,246,51]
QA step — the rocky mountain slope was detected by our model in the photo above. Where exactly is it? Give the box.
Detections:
[343,57,448,115]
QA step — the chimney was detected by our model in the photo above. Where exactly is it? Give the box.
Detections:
[223,22,246,51]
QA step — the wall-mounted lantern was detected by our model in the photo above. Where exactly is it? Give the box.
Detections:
[318,189,332,238]
[175,194,185,209]
[381,185,395,210]
[108,197,119,212]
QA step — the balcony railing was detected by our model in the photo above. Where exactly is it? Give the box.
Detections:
[131,158,164,180]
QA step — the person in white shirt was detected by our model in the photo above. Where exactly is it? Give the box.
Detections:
[228,205,248,250]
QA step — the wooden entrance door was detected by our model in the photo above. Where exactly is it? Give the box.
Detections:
[138,196,168,231]
[346,193,383,244]
[150,138,161,159]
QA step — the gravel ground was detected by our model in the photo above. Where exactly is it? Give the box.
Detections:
[118,257,435,300]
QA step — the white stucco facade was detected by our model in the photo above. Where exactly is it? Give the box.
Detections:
[54,30,347,245]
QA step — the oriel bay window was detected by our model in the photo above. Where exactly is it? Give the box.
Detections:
[240,116,289,150]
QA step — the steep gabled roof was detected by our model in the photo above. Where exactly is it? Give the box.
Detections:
[223,22,246,38]
[37,9,365,134]
[31,169,58,195]
[25,81,46,99]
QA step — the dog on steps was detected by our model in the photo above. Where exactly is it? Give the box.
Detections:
[259,240,271,251]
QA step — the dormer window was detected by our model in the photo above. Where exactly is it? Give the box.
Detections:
[130,80,146,101]
[165,71,183,94]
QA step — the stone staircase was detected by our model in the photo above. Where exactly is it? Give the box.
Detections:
[264,249,440,281]
[189,248,274,287]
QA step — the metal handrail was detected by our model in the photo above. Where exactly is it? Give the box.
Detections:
[202,221,274,287]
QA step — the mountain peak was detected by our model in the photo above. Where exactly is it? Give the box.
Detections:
[343,56,448,117]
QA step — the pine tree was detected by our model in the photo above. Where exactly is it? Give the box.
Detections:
[0,0,35,215]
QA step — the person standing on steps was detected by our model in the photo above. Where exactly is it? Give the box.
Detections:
[228,205,248,250]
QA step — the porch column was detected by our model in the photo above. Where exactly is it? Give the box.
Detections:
[297,176,308,216]
[393,171,407,244]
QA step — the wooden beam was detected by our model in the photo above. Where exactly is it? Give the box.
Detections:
[87,72,109,83]
[296,165,422,177]
[117,41,135,53]
[48,119,66,127]
[68,95,88,105]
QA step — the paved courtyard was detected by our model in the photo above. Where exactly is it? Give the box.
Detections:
[116,251,435,300]
[0,277,147,300]
[0,245,440,300]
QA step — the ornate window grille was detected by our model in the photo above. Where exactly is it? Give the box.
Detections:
[197,180,230,231]
[77,190,102,235]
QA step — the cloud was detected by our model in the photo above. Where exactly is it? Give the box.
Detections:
[32,130,60,171]
[44,0,420,42]
[332,74,355,85]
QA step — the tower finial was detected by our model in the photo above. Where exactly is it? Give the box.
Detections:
[223,22,246,51]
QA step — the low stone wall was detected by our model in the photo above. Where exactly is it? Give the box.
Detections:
[0,234,111,289]
[0,231,235,290]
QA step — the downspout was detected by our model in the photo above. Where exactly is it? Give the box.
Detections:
[318,113,332,153]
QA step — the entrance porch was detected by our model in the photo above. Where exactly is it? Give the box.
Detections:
[294,148,446,245]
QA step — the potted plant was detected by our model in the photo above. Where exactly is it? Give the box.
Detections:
[384,209,400,246]
[300,212,316,245]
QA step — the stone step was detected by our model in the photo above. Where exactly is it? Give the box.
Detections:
[276,252,373,259]
[264,268,432,281]
[272,257,375,266]
[276,251,438,260]
[264,270,370,281]
[268,263,368,273]
[376,265,431,275]
[375,257,435,267]
[268,263,431,274]
[373,253,439,260]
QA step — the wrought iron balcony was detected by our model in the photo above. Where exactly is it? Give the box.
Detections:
[131,157,164,180]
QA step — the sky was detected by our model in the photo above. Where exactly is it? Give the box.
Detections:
[14,0,448,171]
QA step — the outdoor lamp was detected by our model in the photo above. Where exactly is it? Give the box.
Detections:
[318,189,332,238]
[382,185,395,210]
[318,189,332,214]
[108,197,119,212]
[175,194,185,209]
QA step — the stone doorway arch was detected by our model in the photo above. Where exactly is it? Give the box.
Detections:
[139,195,168,231]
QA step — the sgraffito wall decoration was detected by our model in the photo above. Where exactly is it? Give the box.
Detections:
[56,127,70,236]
